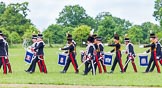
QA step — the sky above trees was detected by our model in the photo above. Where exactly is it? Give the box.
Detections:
[2,0,158,31]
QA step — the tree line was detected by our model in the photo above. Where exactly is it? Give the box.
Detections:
[0,1,162,46]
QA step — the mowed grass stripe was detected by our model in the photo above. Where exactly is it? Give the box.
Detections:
[0,45,161,87]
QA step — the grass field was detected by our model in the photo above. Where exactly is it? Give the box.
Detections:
[0,45,162,87]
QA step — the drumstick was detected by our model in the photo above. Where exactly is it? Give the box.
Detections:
[77,59,88,70]
[123,59,130,69]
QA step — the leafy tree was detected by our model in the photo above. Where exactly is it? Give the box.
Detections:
[43,24,65,44]
[97,16,116,42]
[153,0,162,26]
[56,5,95,28]
[22,25,39,39]
[9,32,22,44]
[0,2,33,38]
[0,2,5,14]
[96,12,132,43]
[140,22,160,43]
[127,25,143,44]
[72,25,91,46]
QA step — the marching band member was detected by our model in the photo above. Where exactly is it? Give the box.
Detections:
[0,31,7,74]
[123,35,137,72]
[149,36,162,72]
[26,34,47,73]
[26,34,43,73]
[96,36,107,73]
[142,33,160,73]
[3,36,12,73]
[60,35,79,73]
[107,33,124,73]
[83,36,96,75]
[92,34,102,74]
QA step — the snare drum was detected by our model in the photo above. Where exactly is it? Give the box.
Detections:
[103,53,113,66]
[138,54,148,66]
[24,50,34,64]
[58,53,67,66]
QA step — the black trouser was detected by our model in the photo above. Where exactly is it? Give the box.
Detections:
[150,56,162,72]
[146,55,154,72]
[84,59,96,75]
[27,56,39,72]
[150,61,156,72]
[146,52,160,73]
[111,51,124,72]
[63,52,78,72]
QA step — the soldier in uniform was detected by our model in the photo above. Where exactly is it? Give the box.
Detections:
[4,36,12,73]
[83,36,96,75]
[0,31,7,74]
[123,36,137,72]
[92,34,102,73]
[108,33,124,73]
[60,35,79,73]
[96,36,107,73]
[26,34,43,73]
[26,34,47,73]
[149,36,162,72]
[143,33,160,73]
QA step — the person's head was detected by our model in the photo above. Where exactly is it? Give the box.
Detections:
[96,36,102,44]
[124,38,130,45]
[150,33,156,42]
[155,36,158,42]
[67,37,72,44]
[37,34,43,41]
[92,34,97,44]
[114,34,119,43]
[32,34,37,42]
[0,30,3,38]
[87,36,94,44]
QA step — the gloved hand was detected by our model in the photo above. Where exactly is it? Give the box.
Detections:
[121,50,126,54]
[104,43,109,46]
[83,41,86,45]
[139,45,144,48]
[129,56,132,60]
[143,51,147,54]
[59,48,62,50]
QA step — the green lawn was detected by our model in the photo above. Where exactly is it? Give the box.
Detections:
[0,45,162,87]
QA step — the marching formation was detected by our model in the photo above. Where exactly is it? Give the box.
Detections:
[58,30,162,75]
[0,29,162,75]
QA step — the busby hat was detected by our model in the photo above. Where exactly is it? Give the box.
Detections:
[96,36,102,41]
[87,36,94,43]
[92,34,97,39]
[66,32,72,41]
[37,34,43,39]
[124,38,130,42]
[32,34,37,39]
[149,30,155,38]
[67,33,72,38]
[0,30,3,36]
[67,37,72,41]
[150,33,156,38]
[124,34,130,42]
[66,31,72,38]
[114,32,119,40]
